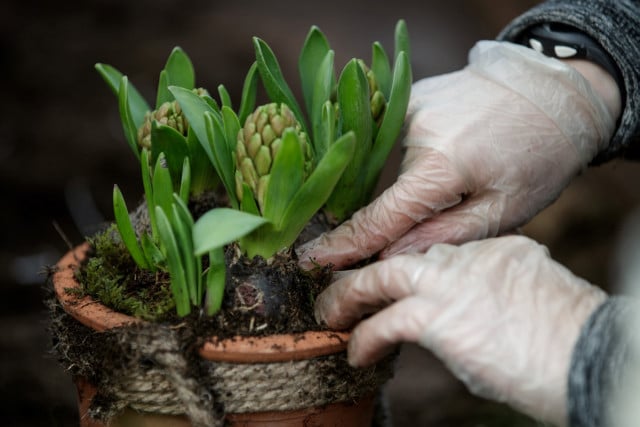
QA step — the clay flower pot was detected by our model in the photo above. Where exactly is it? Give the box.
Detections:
[51,244,390,426]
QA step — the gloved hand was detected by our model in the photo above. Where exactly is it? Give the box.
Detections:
[315,235,608,426]
[298,41,617,270]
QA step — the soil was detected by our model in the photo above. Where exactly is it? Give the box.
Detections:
[206,244,333,337]
[75,195,336,338]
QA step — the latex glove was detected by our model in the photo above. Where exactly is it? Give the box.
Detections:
[315,235,607,426]
[298,41,617,270]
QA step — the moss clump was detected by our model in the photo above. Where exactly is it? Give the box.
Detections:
[76,224,176,321]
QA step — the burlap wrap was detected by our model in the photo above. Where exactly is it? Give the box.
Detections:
[48,295,394,427]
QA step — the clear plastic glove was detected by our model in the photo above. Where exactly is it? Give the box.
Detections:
[315,235,608,426]
[298,41,617,270]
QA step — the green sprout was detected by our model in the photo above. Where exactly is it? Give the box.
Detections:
[154,201,265,317]
[111,150,177,273]
[112,149,265,316]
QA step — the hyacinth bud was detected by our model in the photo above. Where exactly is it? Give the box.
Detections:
[356,60,387,126]
[137,88,208,149]
[235,103,312,213]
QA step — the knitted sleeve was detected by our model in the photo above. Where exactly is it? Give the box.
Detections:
[567,296,640,427]
[498,0,640,163]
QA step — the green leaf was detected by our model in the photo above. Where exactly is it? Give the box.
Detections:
[150,121,190,186]
[263,129,304,223]
[338,58,372,153]
[371,42,392,99]
[172,193,195,227]
[170,204,197,306]
[117,76,141,159]
[278,132,356,243]
[299,26,331,117]
[172,194,201,299]
[253,37,307,132]
[155,70,172,108]
[202,94,221,113]
[221,106,241,155]
[140,149,157,238]
[204,111,237,207]
[218,84,232,109]
[169,86,218,164]
[205,248,225,315]
[158,46,198,108]
[365,51,412,199]
[193,208,268,256]
[140,233,164,267]
[164,47,195,91]
[327,59,372,220]
[186,128,218,195]
[238,62,259,124]
[179,157,191,203]
[95,63,150,129]
[240,183,260,216]
[195,252,204,305]
[152,153,175,223]
[317,101,336,161]
[112,185,149,270]
[243,134,356,259]
[394,19,411,62]
[239,223,282,259]
[311,50,335,155]
[95,63,122,95]
[155,206,190,316]
[170,87,229,200]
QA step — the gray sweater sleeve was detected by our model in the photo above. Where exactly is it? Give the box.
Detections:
[567,297,639,427]
[497,0,640,164]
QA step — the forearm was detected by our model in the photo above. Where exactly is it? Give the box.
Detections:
[568,296,640,427]
[498,0,640,162]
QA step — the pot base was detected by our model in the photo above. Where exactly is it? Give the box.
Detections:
[76,377,374,427]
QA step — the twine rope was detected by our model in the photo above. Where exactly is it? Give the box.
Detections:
[110,353,388,416]
[104,324,220,427]
[50,297,392,425]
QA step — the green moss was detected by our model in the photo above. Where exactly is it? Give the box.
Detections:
[76,224,176,321]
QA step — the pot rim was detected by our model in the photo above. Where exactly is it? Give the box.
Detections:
[53,243,350,363]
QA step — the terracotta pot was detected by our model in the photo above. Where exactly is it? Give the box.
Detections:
[53,244,379,426]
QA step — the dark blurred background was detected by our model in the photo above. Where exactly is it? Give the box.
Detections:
[3,0,640,425]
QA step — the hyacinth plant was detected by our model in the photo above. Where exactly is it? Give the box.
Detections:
[97,48,268,316]
[96,21,411,318]
[178,20,412,260]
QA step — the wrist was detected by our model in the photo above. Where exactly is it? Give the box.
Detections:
[561,59,622,123]
[467,41,616,165]
[517,23,623,123]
